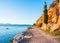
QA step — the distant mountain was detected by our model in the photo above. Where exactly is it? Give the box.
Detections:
[0,23,32,26]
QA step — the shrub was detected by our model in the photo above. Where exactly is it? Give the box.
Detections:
[38,23,42,27]
[28,27,32,29]
[49,2,56,8]
[33,23,36,26]
[50,29,60,36]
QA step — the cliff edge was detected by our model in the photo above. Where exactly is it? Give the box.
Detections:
[35,0,60,32]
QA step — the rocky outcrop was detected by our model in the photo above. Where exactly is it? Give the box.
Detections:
[11,28,33,43]
[36,0,60,32]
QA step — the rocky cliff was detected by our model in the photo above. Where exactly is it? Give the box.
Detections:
[36,0,60,32]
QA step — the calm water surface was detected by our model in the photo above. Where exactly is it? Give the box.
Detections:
[0,25,31,43]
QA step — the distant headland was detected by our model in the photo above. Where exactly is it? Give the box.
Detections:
[0,23,32,26]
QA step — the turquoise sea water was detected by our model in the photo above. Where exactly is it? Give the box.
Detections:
[0,25,31,43]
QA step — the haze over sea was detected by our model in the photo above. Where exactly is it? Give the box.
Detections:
[0,24,31,43]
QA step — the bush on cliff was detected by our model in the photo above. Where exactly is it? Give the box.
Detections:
[50,2,56,8]
[38,23,42,27]
[33,23,36,26]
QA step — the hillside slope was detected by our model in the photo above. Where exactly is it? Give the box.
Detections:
[36,0,60,32]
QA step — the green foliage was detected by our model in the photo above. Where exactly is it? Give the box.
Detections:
[33,23,36,26]
[53,29,60,35]
[54,29,59,32]
[38,23,42,27]
[49,2,56,8]
[48,28,60,37]
[50,29,60,40]
[49,0,59,8]
[44,2,48,24]
[28,27,33,29]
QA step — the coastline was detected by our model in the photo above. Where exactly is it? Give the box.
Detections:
[11,27,33,43]
[11,27,60,43]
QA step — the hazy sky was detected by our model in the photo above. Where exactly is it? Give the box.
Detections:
[0,0,53,24]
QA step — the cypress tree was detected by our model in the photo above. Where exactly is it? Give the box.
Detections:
[44,2,48,24]
[44,2,48,30]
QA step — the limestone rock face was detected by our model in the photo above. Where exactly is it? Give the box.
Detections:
[36,1,60,32]
[54,0,60,3]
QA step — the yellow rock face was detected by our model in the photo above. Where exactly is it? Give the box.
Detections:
[36,3,60,32]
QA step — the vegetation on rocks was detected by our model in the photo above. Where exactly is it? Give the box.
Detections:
[50,2,56,8]
[38,23,42,27]
[33,23,36,26]
[35,0,60,40]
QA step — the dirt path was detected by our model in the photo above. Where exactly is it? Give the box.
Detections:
[28,28,60,43]
[12,28,60,43]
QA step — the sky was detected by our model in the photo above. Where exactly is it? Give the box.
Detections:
[0,0,53,24]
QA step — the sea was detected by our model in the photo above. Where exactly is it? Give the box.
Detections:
[0,25,31,43]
